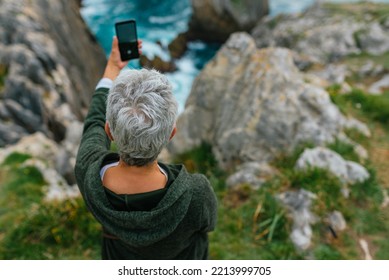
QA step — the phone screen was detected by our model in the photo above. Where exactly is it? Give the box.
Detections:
[115,20,139,60]
[116,21,137,43]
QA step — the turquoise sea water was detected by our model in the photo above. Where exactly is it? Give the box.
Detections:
[81,0,389,112]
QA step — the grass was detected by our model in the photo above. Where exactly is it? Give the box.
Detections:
[330,88,389,126]
[0,152,101,259]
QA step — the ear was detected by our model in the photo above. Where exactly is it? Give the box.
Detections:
[105,122,114,141]
[169,125,177,141]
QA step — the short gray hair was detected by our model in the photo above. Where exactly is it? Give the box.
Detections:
[106,69,178,166]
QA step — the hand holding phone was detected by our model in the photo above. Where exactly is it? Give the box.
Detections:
[115,19,140,61]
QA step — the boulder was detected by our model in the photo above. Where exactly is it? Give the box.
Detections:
[327,210,347,232]
[226,162,276,189]
[295,147,370,184]
[169,33,349,170]
[188,0,269,42]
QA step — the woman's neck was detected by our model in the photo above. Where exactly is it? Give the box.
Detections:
[117,159,159,175]
[103,159,166,194]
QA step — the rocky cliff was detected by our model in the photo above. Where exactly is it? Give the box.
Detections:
[168,33,367,171]
[0,0,106,148]
[0,0,106,186]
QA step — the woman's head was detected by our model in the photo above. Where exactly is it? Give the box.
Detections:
[106,69,178,166]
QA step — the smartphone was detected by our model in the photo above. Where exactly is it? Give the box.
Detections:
[115,19,139,61]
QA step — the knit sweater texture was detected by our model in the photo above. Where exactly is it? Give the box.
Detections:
[74,87,218,259]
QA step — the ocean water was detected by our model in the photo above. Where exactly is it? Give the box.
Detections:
[81,0,389,112]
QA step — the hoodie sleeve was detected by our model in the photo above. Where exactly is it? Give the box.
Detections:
[74,87,111,192]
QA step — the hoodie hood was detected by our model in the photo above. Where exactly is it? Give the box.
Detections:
[82,154,195,248]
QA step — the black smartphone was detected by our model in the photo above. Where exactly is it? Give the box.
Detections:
[115,19,139,61]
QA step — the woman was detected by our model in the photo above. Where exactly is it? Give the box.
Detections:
[74,37,217,259]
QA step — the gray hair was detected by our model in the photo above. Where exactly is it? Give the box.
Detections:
[106,69,178,166]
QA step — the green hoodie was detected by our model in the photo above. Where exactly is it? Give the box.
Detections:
[74,87,218,259]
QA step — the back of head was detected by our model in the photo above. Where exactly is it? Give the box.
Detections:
[106,69,178,166]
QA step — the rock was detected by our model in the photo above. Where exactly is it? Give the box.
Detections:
[55,148,76,185]
[252,15,360,64]
[357,22,389,56]
[310,64,349,85]
[63,120,84,157]
[0,132,79,199]
[0,122,28,146]
[188,0,269,42]
[358,60,385,79]
[168,33,188,59]
[359,239,373,260]
[0,0,106,147]
[226,162,276,189]
[0,132,59,165]
[139,54,177,73]
[277,189,317,251]
[369,74,389,95]
[295,147,370,184]
[252,3,389,64]
[23,158,80,201]
[169,33,349,170]
[328,210,347,232]
[342,118,371,138]
[4,99,46,134]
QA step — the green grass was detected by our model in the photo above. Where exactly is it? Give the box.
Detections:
[0,152,101,259]
[0,198,101,259]
[1,152,32,166]
[327,139,360,162]
[330,89,389,126]
[173,143,301,259]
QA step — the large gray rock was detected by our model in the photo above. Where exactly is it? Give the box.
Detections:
[169,33,350,170]
[295,147,370,184]
[251,3,389,64]
[0,0,106,146]
[188,0,269,42]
